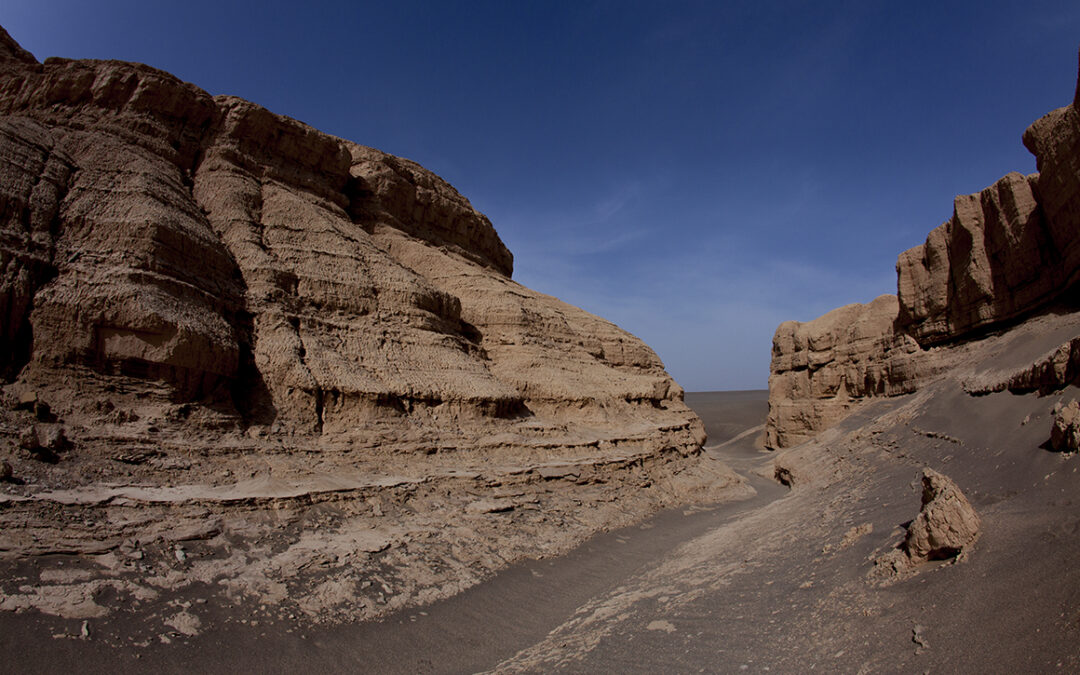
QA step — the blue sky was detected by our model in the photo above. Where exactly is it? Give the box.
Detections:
[5,1,1080,390]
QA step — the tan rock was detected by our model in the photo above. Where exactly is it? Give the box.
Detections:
[0,24,699,449]
[769,49,1080,448]
[0,25,717,627]
[896,172,1050,345]
[903,468,980,562]
[1050,400,1080,452]
[765,295,936,449]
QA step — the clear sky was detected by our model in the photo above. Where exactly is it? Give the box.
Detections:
[5,1,1080,391]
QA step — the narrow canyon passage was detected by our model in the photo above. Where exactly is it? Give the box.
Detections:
[328,391,782,674]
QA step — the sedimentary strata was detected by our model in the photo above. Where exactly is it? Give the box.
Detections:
[0,25,729,630]
[767,52,1080,449]
[765,295,938,448]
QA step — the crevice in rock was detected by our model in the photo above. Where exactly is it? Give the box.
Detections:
[313,386,324,435]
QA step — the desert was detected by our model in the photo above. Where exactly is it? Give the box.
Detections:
[3,7,1080,674]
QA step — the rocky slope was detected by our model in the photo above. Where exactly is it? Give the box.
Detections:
[0,26,734,633]
[766,51,1080,449]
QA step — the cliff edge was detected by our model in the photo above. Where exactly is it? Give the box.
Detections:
[767,49,1080,449]
[0,26,735,631]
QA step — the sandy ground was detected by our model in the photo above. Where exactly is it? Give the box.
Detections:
[0,391,769,673]
[488,372,1080,669]
[6,372,1080,673]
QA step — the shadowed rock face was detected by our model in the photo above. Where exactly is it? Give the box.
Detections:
[0,26,722,626]
[767,49,1080,449]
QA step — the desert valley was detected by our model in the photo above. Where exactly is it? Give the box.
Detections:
[2,21,1080,673]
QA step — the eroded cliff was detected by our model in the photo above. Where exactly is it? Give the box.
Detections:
[767,50,1080,449]
[0,27,733,630]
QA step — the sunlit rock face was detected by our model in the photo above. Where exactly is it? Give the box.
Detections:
[0,25,700,449]
[766,51,1080,449]
[0,25,727,623]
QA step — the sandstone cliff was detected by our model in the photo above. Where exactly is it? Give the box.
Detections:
[0,27,731,628]
[765,295,937,448]
[767,51,1080,449]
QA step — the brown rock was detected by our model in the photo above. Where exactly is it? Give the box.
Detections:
[0,459,11,481]
[1050,400,1080,452]
[765,295,937,449]
[0,26,712,619]
[903,468,980,562]
[0,25,700,454]
[768,49,1080,448]
[19,423,68,459]
[896,172,1052,345]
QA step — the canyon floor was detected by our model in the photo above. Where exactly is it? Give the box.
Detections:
[6,345,1080,673]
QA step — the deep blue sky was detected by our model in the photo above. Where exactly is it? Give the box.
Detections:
[5,1,1080,391]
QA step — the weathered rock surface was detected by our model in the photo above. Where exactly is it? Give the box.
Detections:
[767,51,1080,449]
[0,26,724,628]
[766,295,941,448]
[870,468,980,582]
[896,171,1053,345]
[1050,399,1080,452]
[904,468,980,562]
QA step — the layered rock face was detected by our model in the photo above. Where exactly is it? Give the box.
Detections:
[896,172,1053,344]
[765,295,936,448]
[767,53,1080,449]
[0,27,721,626]
[0,26,698,445]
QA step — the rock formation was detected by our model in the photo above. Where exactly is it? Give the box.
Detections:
[904,468,980,562]
[767,51,1080,449]
[896,171,1052,344]
[1050,399,1080,452]
[872,468,980,580]
[0,24,700,445]
[765,295,934,448]
[0,26,728,628]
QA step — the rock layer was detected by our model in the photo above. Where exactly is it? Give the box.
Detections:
[766,295,936,448]
[896,172,1054,345]
[0,26,698,443]
[767,51,1080,449]
[0,26,719,626]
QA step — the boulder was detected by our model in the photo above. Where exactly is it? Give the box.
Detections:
[1051,400,1080,452]
[903,468,980,562]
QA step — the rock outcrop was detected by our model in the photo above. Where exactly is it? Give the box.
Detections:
[0,25,699,444]
[896,171,1053,344]
[1050,399,1080,452]
[767,51,1080,449]
[0,26,723,627]
[766,295,934,448]
[872,468,980,579]
[904,468,980,562]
